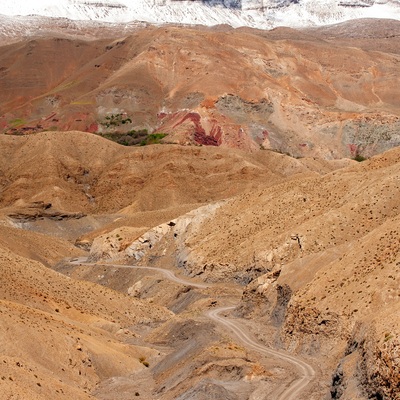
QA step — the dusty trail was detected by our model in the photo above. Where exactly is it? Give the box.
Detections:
[70,259,315,399]
[99,262,209,289]
[71,259,209,288]
[207,306,315,400]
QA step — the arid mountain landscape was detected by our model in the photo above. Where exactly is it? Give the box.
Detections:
[0,10,399,400]
[1,18,400,158]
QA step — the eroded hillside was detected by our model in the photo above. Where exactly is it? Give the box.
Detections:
[1,19,400,158]
[1,18,399,400]
[0,128,398,398]
[84,146,400,399]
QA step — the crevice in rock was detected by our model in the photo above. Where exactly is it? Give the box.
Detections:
[271,284,292,327]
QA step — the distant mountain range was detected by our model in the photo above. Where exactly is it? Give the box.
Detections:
[1,0,400,28]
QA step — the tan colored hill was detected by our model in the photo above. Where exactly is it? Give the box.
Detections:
[104,146,399,399]
[1,19,400,158]
[0,222,85,265]
[0,129,350,260]
[175,147,400,279]
[0,21,399,395]
[0,125,398,398]
[0,125,338,396]
[0,130,351,399]
[0,130,348,216]
[0,241,171,400]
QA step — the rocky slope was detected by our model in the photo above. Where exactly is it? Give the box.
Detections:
[0,239,171,399]
[0,133,325,398]
[1,20,400,159]
[0,127,398,398]
[96,146,400,398]
[0,130,328,215]
[1,14,399,398]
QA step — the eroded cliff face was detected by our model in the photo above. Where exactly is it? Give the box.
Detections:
[330,322,400,400]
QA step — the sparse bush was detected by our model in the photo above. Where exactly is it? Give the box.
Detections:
[100,113,132,129]
[353,154,367,162]
[94,128,167,147]
[140,133,167,146]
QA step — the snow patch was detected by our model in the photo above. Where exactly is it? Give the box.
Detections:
[0,0,400,28]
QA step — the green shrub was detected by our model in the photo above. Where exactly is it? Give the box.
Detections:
[100,113,132,129]
[139,133,168,146]
[94,128,167,147]
[353,154,367,162]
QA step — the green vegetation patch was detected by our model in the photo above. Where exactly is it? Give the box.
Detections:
[353,154,367,162]
[100,113,132,129]
[140,133,168,146]
[9,118,26,128]
[96,129,167,147]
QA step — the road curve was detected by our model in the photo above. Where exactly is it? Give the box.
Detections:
[207,306,315,400]
[109,264,209,289]
[70,259,209,289]
[69,259,314,399]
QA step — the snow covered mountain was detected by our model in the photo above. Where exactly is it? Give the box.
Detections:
[1,0,400,28]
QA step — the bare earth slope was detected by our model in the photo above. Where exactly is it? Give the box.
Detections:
[0,243,171,399]
[1,19,400,158]
[0,127,398,398]
[0,130,346,215]
[0,128,351,399]
[138,147,398,399]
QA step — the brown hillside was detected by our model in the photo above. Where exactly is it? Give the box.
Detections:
[147,147,399,398]
[0,130,348,215]
[1,20,400,158]
[0,243,171,399]
[0,17,399,400]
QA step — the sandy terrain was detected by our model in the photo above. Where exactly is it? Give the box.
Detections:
[0,130,398,398]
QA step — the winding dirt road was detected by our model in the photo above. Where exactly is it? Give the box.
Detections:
[207,306,315,400]
[70,259,209,289]
[70,259,315,399]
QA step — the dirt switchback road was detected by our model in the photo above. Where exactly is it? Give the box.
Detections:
[207,306,315,400]
[70,259,315,399]
[70,259,209,288]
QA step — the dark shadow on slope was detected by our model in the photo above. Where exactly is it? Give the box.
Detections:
[202,0,242,9]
